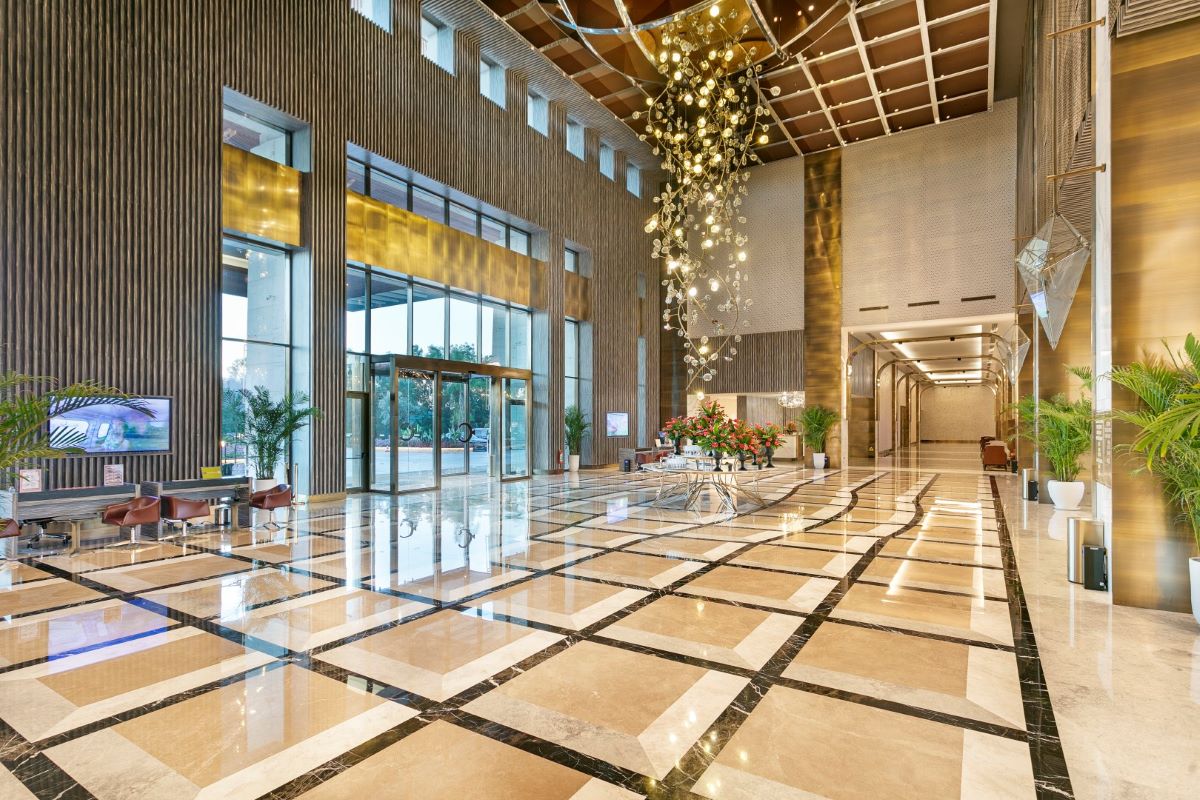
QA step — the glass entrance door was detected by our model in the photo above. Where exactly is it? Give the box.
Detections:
[395,369,437,491]
[467,374,492,476]
[440,373,469,477]
[345,395,366,491]
[502,378,529,478]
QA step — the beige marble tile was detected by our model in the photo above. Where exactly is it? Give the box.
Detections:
[672,524,783,543]
[0,578,106,617]
[773,530,877,553]
[288,548,378,581]
[0,627,274,741]
[231,535,347,564]
[298,720,640,799]
[317,609,561,701]
[783,623,1025,728]
[579,516,691,535]
[863,557,1007,598]
[897,526,1003,547]
[528,508,594,524]
[500,541,602,570]
[0,599,178,667]
[622,536,744,562]
[537,527,649,548]
[600,595,799,669]
[220,586,429,651]
[37,544,191,575]
[138,568,334,620]
[717,512,811,532]
[922,512,998,531]
[832,583,1014,646]
[44,664,417,799]
[379,565,531,602]
[0,561,55,586]
[465,641,747,779]
[675,565,835,614]
[87,553,249,593]
[729,544,861,579]
[0,765,35,799]
[881,538,1004,568]
[694,686,1034,800]
[560,552,705,589]
[465,575,648,630]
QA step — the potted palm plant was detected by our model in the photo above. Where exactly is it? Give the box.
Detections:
[0,373,150,516]
[1013,368,1092,510]
[798,405,838,469]
[1109,335,1200,624]
[564,405,589,472]
[235,387,322,489]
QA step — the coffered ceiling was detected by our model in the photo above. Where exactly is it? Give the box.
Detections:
[482,0,1025,162]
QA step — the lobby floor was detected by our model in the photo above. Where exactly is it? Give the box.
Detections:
[0,461,1196,798]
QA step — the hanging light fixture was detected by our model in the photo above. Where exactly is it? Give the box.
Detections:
[633,5,775,391]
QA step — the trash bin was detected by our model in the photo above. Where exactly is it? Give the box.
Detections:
[1021,468,1038,501]
[1067,518,1103,584]
[213,505,232,528]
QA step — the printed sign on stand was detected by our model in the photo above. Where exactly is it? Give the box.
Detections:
[103,464,125,487]
[18,469,43,493]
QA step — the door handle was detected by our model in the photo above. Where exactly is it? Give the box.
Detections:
[456,422,473,443]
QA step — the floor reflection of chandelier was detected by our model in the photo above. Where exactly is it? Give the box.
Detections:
[636,5,776,391]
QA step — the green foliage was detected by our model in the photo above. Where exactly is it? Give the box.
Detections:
[237,387,323,479]
[797,405,838,453]
[1109,335,1200,550]
[0,373,150,487]
[564,405,590,454]
[1012,389,1092,483]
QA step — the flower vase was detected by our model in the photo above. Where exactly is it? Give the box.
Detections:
[673,437,683,455]
[712,453,724,472]
[764,447,775,468]
[737,453,747,471]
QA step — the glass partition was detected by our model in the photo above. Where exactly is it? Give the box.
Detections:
[503,378,528,478]
[411,284,446,358]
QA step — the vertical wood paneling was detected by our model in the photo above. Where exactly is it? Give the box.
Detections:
[696,331,805,395]
[0,0,659,490]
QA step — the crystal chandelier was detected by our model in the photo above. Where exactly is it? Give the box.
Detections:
[636,5,775,391]
[777,391,803,408]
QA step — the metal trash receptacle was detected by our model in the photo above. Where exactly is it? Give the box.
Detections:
[213,505,232,528]
[1067,518,1103,584]
[1021,468,1038,501]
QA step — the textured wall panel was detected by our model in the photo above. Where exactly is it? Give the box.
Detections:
[842,100,1018,328]
[803,150,843,467]
[0,0,658,490]
[920,385,997,440]
[737,158,807,334]
[694,330,804,395]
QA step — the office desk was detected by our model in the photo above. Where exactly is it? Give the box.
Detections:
[11,484,139,554]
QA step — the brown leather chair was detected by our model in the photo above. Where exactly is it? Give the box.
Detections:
[0,519,18,560]
[161,496,211,540]
[249,484,293,530]
[101,496,161,548]
[981,442,1009,471]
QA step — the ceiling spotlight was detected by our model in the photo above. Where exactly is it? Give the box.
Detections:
[710,4,720,17]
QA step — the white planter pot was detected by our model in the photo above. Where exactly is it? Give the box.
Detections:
[1190,557,1200,627]
[568,454,581,472]
[812,452,827,470]
[1046,480,1084,511]
[253,478,278,492]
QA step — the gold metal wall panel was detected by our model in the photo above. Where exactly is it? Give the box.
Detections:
[564,271,591,321]
[220,144,302,247]
[0,0,658,491]
[1111,17,1200,612]
[803,150,844,467]
[696,330,805,395]
[346,191,540,308]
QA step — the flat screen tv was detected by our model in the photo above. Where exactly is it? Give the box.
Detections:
[606,412,630,437]
[48,396,172,454]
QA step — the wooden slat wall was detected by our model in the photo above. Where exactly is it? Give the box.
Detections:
[694,330,805,395]
[0,0,659,491]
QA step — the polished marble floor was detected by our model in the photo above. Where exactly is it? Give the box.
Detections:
[0,458,1195,798]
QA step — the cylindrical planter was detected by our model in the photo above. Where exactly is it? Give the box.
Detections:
[568,454,581,472]
[253,478,277,492]
[812,453,827,469]
[1190,557,1200,626]
[1046,480,1084,510]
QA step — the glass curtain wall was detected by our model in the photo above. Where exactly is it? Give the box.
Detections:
[221,238,291,477]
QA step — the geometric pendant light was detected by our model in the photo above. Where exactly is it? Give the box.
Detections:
[1015,212,1090,349]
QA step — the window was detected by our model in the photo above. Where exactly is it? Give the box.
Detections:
[347,159,367,193]
[411,284,446,358]
[481,302,508,365]
[480,215,506,246]
[370,170,409,208]
[566,119,585,160]
[480,58,505,107]
[565,319,580,413]
[346,268,368,353]
[564,247,580,274]
[448,294,479,361]
[509,308,531,369]
[222,106,290,166]
[508,228,530,256]
[411,185,446,223]
[448,202,478,236]
[420,15,452,73]
[527,92,548,136]
[221,238,292,478]
[350,0,390,31]
[369,272,409,355]
[599,143,614,179]
[626,162,641,197]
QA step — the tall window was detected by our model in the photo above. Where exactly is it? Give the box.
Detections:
[527,92,548,136]
[566,118,585,160]
[599,143,614,179]
[350,0,390,30]
[420,15,453,73]
[626,163,641,197]
[222,106,290,166]
[509,227,530,256]
[564,247,580,274]
[222,238,292,477]
[565,319,580,412]
[480,58,505,107]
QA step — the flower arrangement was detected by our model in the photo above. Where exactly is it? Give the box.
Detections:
[663,416,694,441]
[696,398,727,423]
[783,420,799,436]
[756,423,784,450]
[731,420,760,455]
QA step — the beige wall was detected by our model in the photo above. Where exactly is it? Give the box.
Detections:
[920,386,997,441]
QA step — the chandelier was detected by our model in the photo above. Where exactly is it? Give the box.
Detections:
[635,5,776,391]
[777,392,804,408]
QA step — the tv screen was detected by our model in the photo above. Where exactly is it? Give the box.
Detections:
[606,412,629,437]
[48,397,171,454]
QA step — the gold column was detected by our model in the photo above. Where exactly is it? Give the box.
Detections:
[803,150,843,466]
[1111,18,1200,612]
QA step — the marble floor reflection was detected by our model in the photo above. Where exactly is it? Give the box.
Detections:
[0,462,1195,798]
